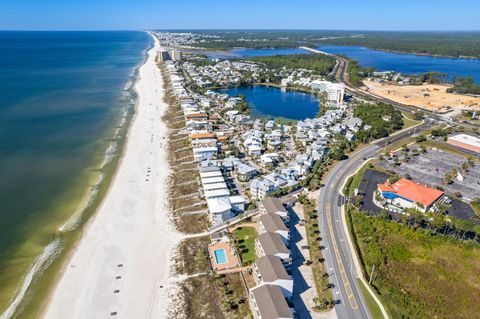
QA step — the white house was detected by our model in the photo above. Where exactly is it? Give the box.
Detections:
[193,146,218,162]
[207,197,232,224]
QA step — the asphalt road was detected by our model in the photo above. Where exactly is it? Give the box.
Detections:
[316,120,433,319]
[301,45,469,318]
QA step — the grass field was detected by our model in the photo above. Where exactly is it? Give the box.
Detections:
[356,279,385,319]
[401,112,422,130]
[234,226,257,265]
[348,209,480,319]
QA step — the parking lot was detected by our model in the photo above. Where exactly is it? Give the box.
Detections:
[378,148,480,201]
[357,169,479,224]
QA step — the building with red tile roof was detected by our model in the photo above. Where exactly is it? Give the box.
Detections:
[377,178,444,212]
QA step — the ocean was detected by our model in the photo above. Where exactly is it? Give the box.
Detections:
[0,31,150,318]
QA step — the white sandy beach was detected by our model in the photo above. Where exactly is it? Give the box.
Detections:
[43,33,183,319]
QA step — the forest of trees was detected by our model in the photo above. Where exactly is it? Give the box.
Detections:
[354,102,404,140]
[447,77,480,95]
[248,54,336,75]
[347,60,375,87]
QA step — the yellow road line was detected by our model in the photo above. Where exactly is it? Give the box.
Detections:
[326,202,359,310]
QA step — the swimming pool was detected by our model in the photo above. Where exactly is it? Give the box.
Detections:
[214,248,228,265]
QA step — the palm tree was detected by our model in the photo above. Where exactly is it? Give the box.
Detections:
[444,173,453,185]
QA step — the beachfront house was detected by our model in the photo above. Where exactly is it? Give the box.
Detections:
[207,197,233,224]
[193,146,218,162]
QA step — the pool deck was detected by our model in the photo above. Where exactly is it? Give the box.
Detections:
[207,241,241,272]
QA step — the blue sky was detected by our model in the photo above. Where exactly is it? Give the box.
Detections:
[1,0,479,30]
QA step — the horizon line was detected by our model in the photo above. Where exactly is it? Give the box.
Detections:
[1,28,480,32]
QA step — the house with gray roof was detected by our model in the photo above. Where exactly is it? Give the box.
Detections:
[252,256,293,300]
[258,214,290,246]
[255,232,291,269]
[260,197,289,222]
[249,284,293,319]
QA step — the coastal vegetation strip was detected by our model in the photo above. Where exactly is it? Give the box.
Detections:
[174,236,211,276]
[298,195,334,309]
[159,62,210,234]
[177,273,251,319]
[347,208,480,319]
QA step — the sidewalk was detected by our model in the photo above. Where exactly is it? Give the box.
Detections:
[290,202,337,319]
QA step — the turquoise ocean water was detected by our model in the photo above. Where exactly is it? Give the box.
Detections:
[0,31,150,318]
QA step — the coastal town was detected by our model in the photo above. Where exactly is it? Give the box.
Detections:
[155,31,480,319]
[2,22,480,319]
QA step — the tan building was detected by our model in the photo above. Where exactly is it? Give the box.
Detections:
[447,134,480,153]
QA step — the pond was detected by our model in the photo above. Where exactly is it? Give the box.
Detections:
[218,85,320,120]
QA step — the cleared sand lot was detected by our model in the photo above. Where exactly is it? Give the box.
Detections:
[364,80,480,113]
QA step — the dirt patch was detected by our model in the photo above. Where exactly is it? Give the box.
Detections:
[364,80,480,113]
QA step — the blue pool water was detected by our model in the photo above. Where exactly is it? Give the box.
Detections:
[219,85,320,120]
[214,248,228,265]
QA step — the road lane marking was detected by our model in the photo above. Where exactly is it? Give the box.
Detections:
[326,203,359,310]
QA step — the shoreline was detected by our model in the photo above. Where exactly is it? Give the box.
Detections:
[42,32,183,318]
[0,33,152,319]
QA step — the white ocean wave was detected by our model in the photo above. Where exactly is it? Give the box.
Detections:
[0,239,62,319]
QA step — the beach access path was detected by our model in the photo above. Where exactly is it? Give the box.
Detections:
[43,33,183,319]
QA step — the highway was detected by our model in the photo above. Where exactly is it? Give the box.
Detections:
[317,119,432,319]
[300,46,455,124]
[301,45,465,318]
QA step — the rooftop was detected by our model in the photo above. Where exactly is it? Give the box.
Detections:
[378,178,444,207]
[250,284,292,319]
[261,197,288,215]
[259,214,288,233]
[257,232,289,255]
[255,255,290,282]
